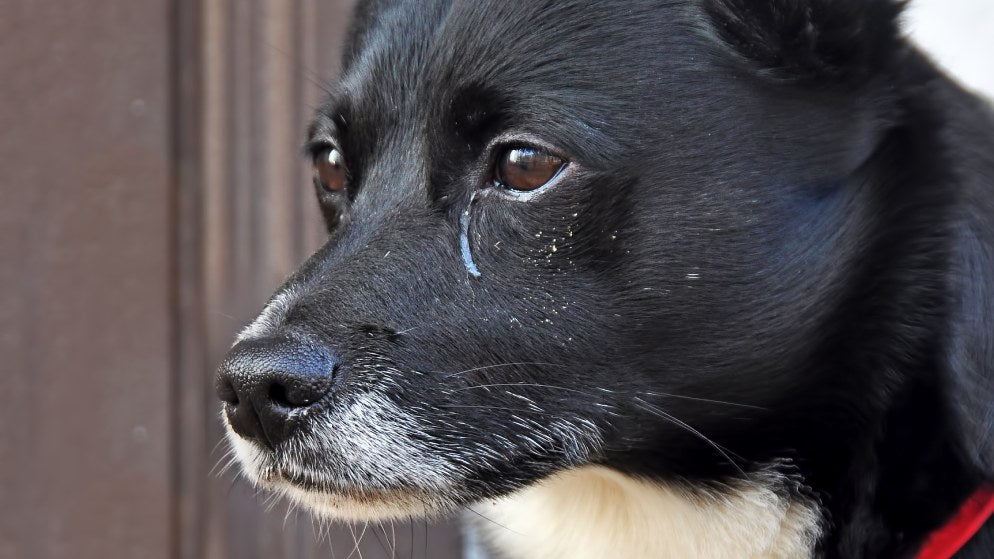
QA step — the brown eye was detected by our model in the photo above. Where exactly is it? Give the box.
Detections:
[496,147,566,192]
[314,148,348,192]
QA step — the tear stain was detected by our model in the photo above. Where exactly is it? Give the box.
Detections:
[460,192,482,278]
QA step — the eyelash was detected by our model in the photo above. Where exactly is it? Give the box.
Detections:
[306,140,335,162]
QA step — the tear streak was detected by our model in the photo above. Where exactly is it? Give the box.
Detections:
[460,196,482,278]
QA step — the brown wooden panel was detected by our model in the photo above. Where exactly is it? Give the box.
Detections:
[0,1,174,558]
[1,0,464,557]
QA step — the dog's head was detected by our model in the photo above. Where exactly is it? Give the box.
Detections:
[217,0,917,520]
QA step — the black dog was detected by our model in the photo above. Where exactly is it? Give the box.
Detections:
[216,1,994,557]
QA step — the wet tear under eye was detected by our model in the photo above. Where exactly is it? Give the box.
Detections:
[460,192,482,278]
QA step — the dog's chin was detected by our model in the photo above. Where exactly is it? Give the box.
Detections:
[264,477,442,521]
[225,429,451,521]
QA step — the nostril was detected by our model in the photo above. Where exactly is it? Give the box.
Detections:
[268,362,338,409]
[268,382,291,408]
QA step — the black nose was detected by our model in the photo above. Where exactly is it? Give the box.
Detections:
[216,336,339,448]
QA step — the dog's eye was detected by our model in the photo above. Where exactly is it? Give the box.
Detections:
[314,148,348,192]
[495,147,565,192]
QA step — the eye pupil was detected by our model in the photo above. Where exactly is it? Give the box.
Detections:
[315,148,348,192]
[497,147,565,192]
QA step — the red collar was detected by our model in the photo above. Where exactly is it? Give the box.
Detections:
[915,485,994,559]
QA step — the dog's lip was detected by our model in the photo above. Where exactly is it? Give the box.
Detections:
[260,466,413,501]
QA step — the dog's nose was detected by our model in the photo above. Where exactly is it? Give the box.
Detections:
[215,336,339,448]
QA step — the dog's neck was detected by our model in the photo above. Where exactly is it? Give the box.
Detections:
[469,466,822,559]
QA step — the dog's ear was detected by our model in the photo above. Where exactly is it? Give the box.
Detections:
[702,0,907,85]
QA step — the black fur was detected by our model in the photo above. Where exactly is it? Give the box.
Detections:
[217,1,994,557]
[704,0,906,84]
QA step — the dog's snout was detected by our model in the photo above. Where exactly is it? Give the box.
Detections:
[216,336,339,448]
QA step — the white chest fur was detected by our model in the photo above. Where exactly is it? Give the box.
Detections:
[470,466,821,559]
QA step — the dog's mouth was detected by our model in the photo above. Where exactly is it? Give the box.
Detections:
[256,465,447,520]
[225,424,455,520]
[258,465,341,493]
[261,465,402,499]
[258,463,410,500]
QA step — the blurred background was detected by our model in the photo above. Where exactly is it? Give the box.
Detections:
[0,1,991,558]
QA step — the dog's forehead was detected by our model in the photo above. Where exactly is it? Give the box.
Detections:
[349,0,630,78]
[328,0,695,143]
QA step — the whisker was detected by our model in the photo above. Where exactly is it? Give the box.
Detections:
[328,521,337,559]
[210,309,240,322]
[283,499,295,529]
[209,435,231,458]
[641,390,766,410]
[226,476,239,498]
[263,491,281,513]
[633,397,746,476]
[455,380,762,412]
[441,362,568,379]
[346,523,360,559]
[438,404,558,416]
[370,521,390,558]
[390,520,397,558]
[210,449,237,477]
[451,382,597,398]
[465,505,523,536]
